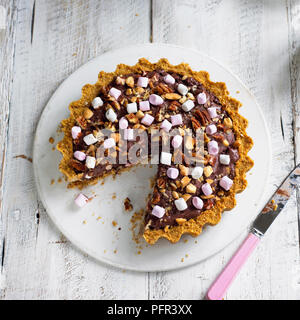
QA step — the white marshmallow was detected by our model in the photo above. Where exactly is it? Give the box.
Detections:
[160,151,172,166]
[177,83,188,96]
[182,99,195,112]
[174,198,188,211]
[103,138,116,149]
[137,77,149,88]
[191,167,203,179]
[164,74,175,85]
[92,97,103,109]
[86,156,96,169]
[127,102,138,114]
[74,193,89,208]
[220,154,230,165]
[151,205,165,218]
[71,126,81,139]
[105,108,117,122]
[83,133,98,145]
[109,87,121,100]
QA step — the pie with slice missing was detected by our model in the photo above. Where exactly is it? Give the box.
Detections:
[57,58,253,244]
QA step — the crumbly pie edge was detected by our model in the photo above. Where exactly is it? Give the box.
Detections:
[56,58,254,244]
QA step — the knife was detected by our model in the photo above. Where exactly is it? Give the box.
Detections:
[206,163,300,300]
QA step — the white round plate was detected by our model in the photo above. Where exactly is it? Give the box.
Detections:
[33,43,271,272]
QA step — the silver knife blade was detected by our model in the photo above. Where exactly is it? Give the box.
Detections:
[251,163,300,237]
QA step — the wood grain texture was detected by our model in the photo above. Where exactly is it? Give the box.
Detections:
[0,0,18,299]
[0,0,150,300]
[0,0,299,300]
[151,0,300,300]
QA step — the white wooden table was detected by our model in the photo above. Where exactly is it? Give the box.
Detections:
[1,0,300,300]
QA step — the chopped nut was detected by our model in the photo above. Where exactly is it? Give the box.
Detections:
[116,76,125,85]
[201,195,215,199]
[126,88,132,95]
[179,165,189,176]
[181,176,191,188]
[191,117,201,131]
[179,96,187,104]
[186,183,196,194]
[157,178,166,189]
[136,87,145,94]
[126,113,138,123]
[182,194,191,201]
[185,136,194,150]
[187,92,195,100]
[172,191,179,199]
[206,179,214,184]
[126,76,134,87]
[203,166,213,177]
[170,182,177,190]
[218,190,225,196]
[84,108,94,119]
[165,93,181,100]
[204,133,210,143]
[136,110,144,119]
[111,100,120,110]
[152,192,161,204]
[176,218,187,225]
[223,139,229,147]
[179,128,185,136]
[111,132,120,143]
[223,117,233,128]
[124,197,133,211]
[76,116,88,129]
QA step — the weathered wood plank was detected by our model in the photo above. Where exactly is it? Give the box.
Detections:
[287,0,300,249]
[0,0,18,299]
[1,0,150,300]
[151,0,299,300]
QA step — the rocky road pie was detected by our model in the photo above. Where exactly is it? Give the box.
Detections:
[57,58,253,244]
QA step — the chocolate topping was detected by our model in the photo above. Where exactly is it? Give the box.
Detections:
[69,69,240,230]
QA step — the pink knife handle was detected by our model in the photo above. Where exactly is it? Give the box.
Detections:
[206,232,260,300]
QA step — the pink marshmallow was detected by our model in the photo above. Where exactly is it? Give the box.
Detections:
[171,114,183,126]
[160,119,172,132]
[208,107,218,118]
[206,124,217,135]
[119,117,128,130]
[192,196,204,209]
[103,138,115,149]
[149,94,164,105]
[71,126,81,139]
[124,128,134,141]
[74,193,89,208]
[164,74,175,85]
[202,183,213,196]
[208,140,219,155]
[73,151,86,161]
[139,100,150,111]
[151,205,165,218]
[137,76,149,88]
[172,135,183,148]
[197,92,207,104]
[220,176,233,191]
[141,114,154,126]
[109,87,121,100]
[167,167,179,179]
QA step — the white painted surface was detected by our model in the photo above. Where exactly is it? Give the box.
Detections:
[0,0,300,299]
